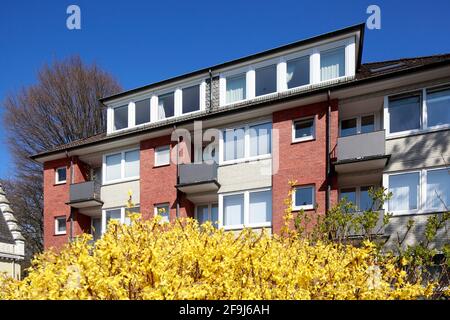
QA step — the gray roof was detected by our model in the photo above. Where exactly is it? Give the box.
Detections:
[0,210,14,244]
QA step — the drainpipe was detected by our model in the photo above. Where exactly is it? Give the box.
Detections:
[174,125,180,219]
[66,151,74,242]
[325,90,332,214]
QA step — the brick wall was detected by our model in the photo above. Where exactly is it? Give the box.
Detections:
[272,100,339,234]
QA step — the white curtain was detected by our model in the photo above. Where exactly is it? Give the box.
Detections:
[321,47,345,81]
[226,75,246,103]
[124,150,139,178]
[250,123,271,156]
[158,100,166,120]
[249,190,272,224]
[427,169,449,209]
[224,128,245,161]
[223,194,244,226]
[105,153,122,181]
[389,173,419,211]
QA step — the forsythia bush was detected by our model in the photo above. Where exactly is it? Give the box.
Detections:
[0,213,433,300]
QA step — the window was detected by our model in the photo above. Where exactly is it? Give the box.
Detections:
[158,92,174,120]
[293,118,315,142]
[339,186,374,212]
[155,145,170,166]
[293,186,315,210]
[249,122,272,156]
[388,94,421,134]
[340,115,375,137]
[124,150,139,178]
[388,172,420,212]
[55,167,67,184]
[182,85,200,114]
[226,74,246,104]
[427,87,450,128]
[105,209,121,228]
[196,203,218,227]
[155,203,170,223]
[91,217,102,241]
[55,216,66,235]
[104,149,140,183]
[426,169,449,210]
[124,206,140,225]
[359,186,373,211]
[320,46,345,81]
[340,188,357,207]
[102,207,139,234]
[255,65,276,96]
[287,56,310,89]
[114,105,128,130]
[249,190,272,224]
[221,189,272,229]
[135,99,151,125]
[222,122,272,163]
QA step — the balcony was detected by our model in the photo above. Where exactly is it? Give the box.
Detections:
[176,162,220,198]
[66,181,103,209]
[334,130,390,173]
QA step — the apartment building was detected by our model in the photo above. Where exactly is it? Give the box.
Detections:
[31,24,450,250]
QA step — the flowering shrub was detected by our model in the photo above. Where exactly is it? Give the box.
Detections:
[0,212,433,300]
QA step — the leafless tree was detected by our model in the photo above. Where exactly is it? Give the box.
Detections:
[1,55,122,265]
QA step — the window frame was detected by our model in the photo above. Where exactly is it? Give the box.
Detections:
[54,216,67,235]
[219,119,272,166]
[338,185,376,212]
[339,113,377,137]
[102,148,140,185]
[218,188,272,230]
[154,145,171,167]
[383,167,449,216]
[195,203,219,226]
[292,116,316,143]
[101,205,140,234]
[292,185,315,211]
[55,166,67,185]
[384,84,450,138]
[154,203,171,223]
[134,97,152,126]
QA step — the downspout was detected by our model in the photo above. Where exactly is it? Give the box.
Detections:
[66,150,74,242]
[174,125,180,219]
[325,90,332,214]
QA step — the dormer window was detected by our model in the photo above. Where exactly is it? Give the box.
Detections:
[320,46,345,81]
[226,74,246,104]
[287,55,310,89]
[135,98,151,125]
[255,64,277,97]
[182,85,200,114]
[114,105,128,130]
[158,92,175,120]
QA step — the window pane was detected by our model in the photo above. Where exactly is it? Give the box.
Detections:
[211,204,218,227]
[105,153,122,181]
[250,122,272,156]
[57,167,66,182]
[287,56,310,89]
[321,47,345,81]
[294,119,314,140]
[56,217,66,233]
[427,169,449,210]
[255,65,277,96]
[114,105,128,130]
[135,99,150,125]
[295,186,314,207]
[389,173,420,211]
[249,190,272,224]
[92,217,102,240]
[360,186,373,211]
[182,85,200,114]
[389,95,421,133]
[340,188,357,206]
[226,74,246,103]
[196,205,209,225]
[124,150,139,178]
[158,92,174,119]
[124,206,140,226]
[155,145,170,166]
[341,118,357,137]
[223,194,244,226]
[361,115,375,133]
[224,128,245,161]
[427,88,450,127]
[106,209,121,227]
[156,204,170,222]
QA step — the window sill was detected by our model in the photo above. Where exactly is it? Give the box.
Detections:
[291,137,315,144]
[153,163,171,168]
[219,154,271,167]
[222,223,272,230]
[390,209,449,217]
[53,182,66,186]
[386,124,450,140]
[54,232,67,236]
[292,205,315,212]
[102,177,140,186]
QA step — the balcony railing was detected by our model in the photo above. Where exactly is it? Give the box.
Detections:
[69,181,101,204]
[337,130,386,162]
[178,162,218,186]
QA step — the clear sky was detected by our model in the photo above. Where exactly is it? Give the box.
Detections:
[1,0,450,179]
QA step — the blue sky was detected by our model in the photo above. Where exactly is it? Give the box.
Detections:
[1,0,450,179]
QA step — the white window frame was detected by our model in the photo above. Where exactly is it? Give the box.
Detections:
[292,185,315,211]
[54,216,67,235]
[102,148,140,185]
[383,84,450,139]
[292,116,316,143]
[55,166,67,185]
[134,97,152,126]
[338,185,376,212]
[339,113,378,137]
[383,167,449,216]
[218,37,355,107]
[219,119,272,166]
[218,188,272,230]
[154,203,171,223]
[154,145,171,167]
[195,203,219,226]
[101,206,140,234]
